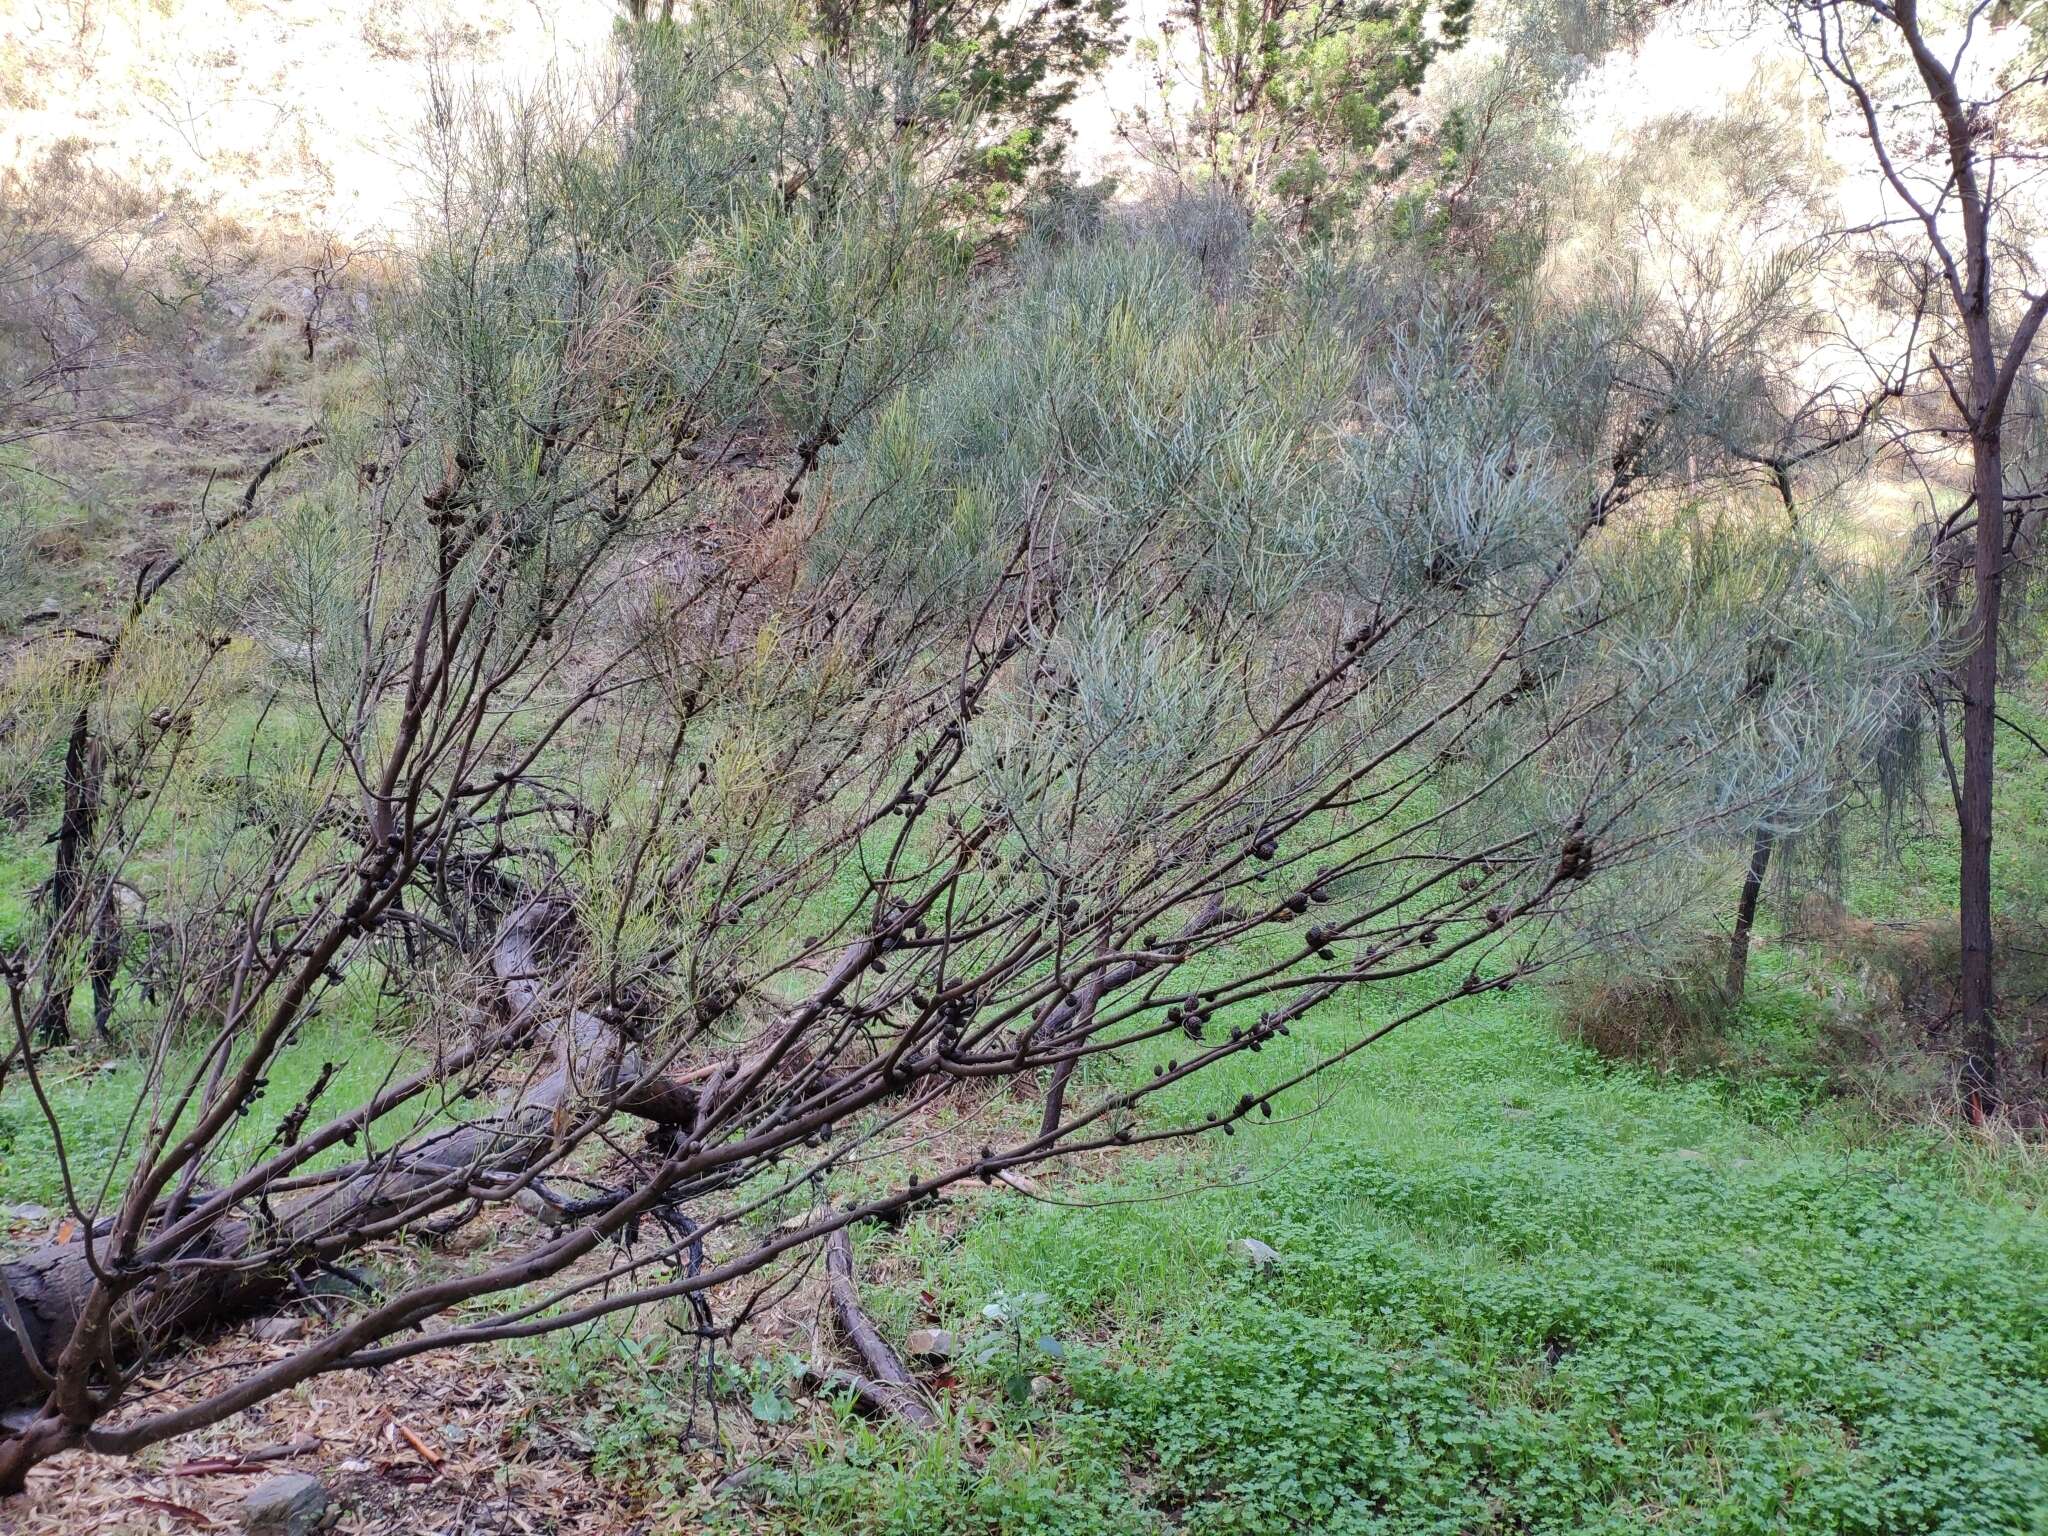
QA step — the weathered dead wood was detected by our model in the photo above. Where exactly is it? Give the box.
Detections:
[819,1225,935,1429]
[0,905,704,1414]
[801,1363,938,1426]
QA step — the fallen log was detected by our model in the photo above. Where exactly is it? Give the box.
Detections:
[819,1226,935,1429]
[801,1362,937,1426]
[0,904,703,1419]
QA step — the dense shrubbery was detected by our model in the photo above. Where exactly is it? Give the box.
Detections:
[1,0,2045,1520]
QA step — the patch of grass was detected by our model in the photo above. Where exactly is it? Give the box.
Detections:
[752,1414,1151,1536]
[0,999,419,1213]
[518,1328,710,1493]
[0,834,42,949]
[0,454,116,628]
[758,991,2048,1536]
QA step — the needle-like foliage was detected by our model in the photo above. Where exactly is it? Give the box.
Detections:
[0,20,1947,1490]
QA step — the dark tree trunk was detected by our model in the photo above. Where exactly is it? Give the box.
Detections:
[1958,427,2003,1116]
[29,708,102,1046]
[1878,0,2048,1114]
[88,900,121,1043]
[1724,827,1774,1003]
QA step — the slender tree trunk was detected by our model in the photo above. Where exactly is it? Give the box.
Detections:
[1724,827,1774,1003]
[1958,423,2003,1115]
[29,708,103,1046]
[1878,0,2048,1114]
[88,901,121,1043]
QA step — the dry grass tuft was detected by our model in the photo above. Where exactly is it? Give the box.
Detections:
[1555,940,1736,1074]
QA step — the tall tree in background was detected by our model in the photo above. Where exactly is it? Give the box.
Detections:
[1576,81,1927,1000]
[641,0,1120,229]
[823,0,1122,196]
[1121,0,1477,235]
[1778,0,2047,1112]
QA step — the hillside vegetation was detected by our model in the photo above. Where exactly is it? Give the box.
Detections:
[1,0,2045,1532]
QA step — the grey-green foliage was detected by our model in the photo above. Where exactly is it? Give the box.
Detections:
[817,238,1529,898]
[75,24,975,1008]
[1560,70,1875,501]
[1626,515,1925,821]
[1495,0,1661,71]
[231,32,963,727]
[1486,506,1938,958]
[815,231,1775,918]
[819,237,1340,613]
[785,104,1937,983]
[1343,304,1587,604]
[823,236,1610,626]
[814,238,1334,877]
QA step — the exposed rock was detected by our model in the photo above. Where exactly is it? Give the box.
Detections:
[250,1315,307,1343]
[236,1472,328,1536]
[1230,1237,1280,1268]
[903,1328,953,1361]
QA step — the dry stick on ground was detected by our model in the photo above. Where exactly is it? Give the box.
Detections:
[814,1225,936,1430]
